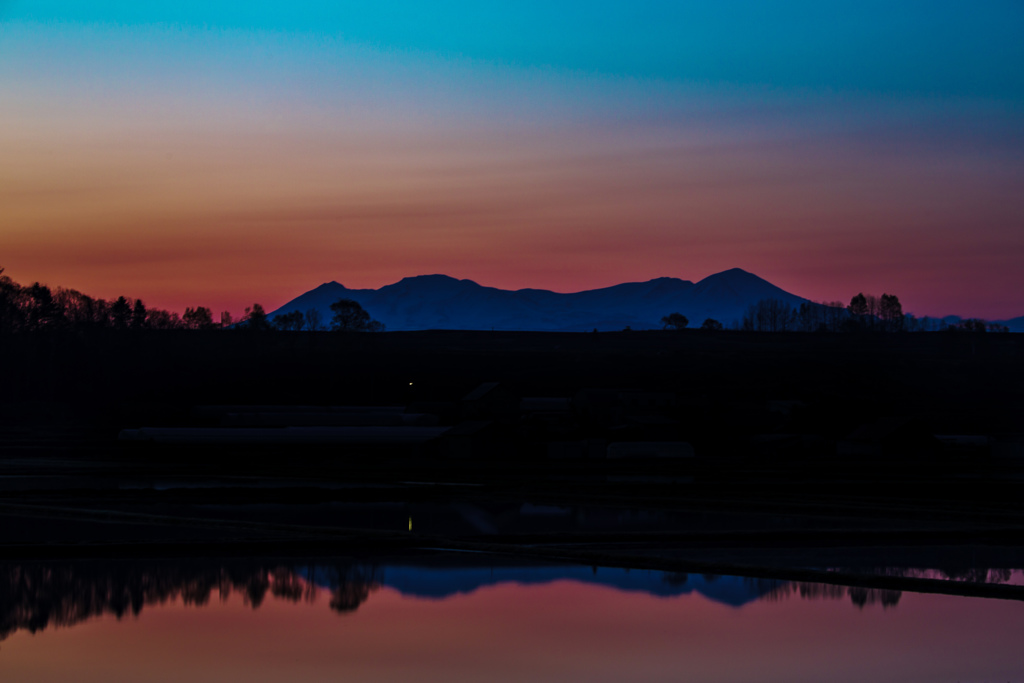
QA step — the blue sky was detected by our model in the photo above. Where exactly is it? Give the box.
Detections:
[6,1,1024,98]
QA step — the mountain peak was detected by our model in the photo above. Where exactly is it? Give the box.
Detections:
[398,274,465,284]
[310,280,347,291]
[695,268,776,289]
[705,268,757,281]
[390,274,482,289]
[692,268,801,305]
[377,274,484,299]
[645,276,694,287]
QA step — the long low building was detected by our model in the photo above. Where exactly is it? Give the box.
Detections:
[119,426,451,445]
[606,442,695,459]
[220,412,439,427]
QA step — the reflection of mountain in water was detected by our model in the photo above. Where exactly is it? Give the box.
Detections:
[358,565,770,608]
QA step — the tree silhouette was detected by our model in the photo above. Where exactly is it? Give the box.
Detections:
[26,283,61,330]
[131,300,148,329]
[847,293,868,317]
[110,297,132,330]
[272,311,305,331]
[243,303,273,331]
[146,309,183,329]
[55,288,88,328]
[700,318,723,331]
[844,293,873,331]
[879,293,903,331]
[952,318,987,333]
[660,312,689,330]
[182,306,216,330]
[0,267,26,333]
[845,292,905,332]
[329,299,383,332]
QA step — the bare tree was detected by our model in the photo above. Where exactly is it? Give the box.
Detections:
[822,301,846,332]
[743,298,797,332]
[272,311,305,331]
[304,308,325,332]
[147,309,183,330]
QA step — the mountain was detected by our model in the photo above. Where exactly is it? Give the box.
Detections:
[935,314,1024,333]
[269,268,807,331]
[996,316,1024,333]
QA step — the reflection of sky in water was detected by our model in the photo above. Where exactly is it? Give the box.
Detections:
[1,562,1023,683]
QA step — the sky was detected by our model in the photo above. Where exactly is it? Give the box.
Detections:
[1,1,1022,319]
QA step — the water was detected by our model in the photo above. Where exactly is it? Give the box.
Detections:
[0,558,1022,682]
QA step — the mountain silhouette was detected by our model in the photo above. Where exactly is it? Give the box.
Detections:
[270,268,806,331]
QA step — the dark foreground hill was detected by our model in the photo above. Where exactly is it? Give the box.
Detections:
[269,268,807,331]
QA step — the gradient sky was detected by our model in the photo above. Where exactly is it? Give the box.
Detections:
[2,2,1023,318]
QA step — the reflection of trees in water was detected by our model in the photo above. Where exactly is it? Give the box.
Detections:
[753,579,902,609]
[753,567,1019,609]
[852,567,1015,584]
[317,565,380,613]
[662,572,689,586]
[0,561,380,642]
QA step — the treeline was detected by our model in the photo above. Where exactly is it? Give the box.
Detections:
[0,268,383,334]
[658,292,1010,334]
[737,293,1009,333]
[0,267,221,332]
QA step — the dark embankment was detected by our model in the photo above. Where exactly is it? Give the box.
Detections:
[1,329,1022,598]
[2,328,1021,435]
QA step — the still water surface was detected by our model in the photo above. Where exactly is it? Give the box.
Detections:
[0,560,1022,683]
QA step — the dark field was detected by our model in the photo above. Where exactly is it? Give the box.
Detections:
[1,329,1023,600]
